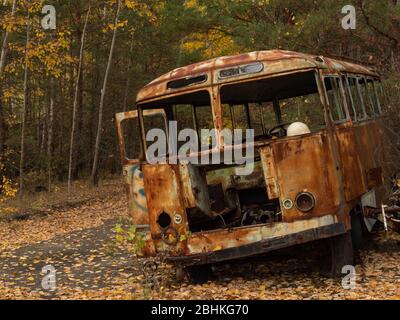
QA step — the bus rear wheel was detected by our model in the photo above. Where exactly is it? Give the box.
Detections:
[329,232,354,278]
[186,265,213,284]
[351,209,365,251]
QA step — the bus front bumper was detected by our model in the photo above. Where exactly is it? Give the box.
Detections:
[166,216,346,266]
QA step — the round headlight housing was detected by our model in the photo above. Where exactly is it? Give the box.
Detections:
[157,212,172,230]
[295,192,316,213]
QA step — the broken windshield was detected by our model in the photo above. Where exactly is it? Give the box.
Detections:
[220,70,327,139]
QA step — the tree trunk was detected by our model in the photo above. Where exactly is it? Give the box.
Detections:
[39,96,46,157]
[0,0,17,152]
[19,11,31,203]
[68,6,91,194]
[123,41,134,112]
[0,0,16,77]
[90,0,122,186]
[0,94,4,152]
[48,77,54,191]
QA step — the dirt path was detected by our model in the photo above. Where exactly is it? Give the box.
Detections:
[0,186,400,300]
[0,219,142,299]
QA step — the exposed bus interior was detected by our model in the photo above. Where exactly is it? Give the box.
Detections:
[131,70,329,233]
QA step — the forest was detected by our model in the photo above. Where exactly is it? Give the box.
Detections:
[0,0,399,198]
[0,0,400,302]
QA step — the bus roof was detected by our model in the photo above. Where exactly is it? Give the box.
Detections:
[136,50,379,104]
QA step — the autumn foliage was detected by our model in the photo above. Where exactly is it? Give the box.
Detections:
[0,0,399,197]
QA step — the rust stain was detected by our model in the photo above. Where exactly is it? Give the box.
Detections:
[136,50,378,104]
[115,50,390,268]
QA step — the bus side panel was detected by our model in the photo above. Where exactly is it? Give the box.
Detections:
[353,121,385,189]
[335,125,367,202]
[142,164,188,254]
[264,132,341,223]
[124,163,149,226]
[366,121,385,192]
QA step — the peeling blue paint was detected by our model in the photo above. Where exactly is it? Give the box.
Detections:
[131,164,148,213]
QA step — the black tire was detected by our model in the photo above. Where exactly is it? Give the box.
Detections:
[175,266,186,283]
[329,232,355,278]
[351,211,365,251]
[186,265,212,284]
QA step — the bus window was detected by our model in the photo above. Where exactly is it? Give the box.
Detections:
[248,103,277,137]
[196,105,215,131]
[375,81,387,112]
[324,77,348,122]
[195,105,216,147]
[121,117,141,160]
[347,77,367,121]
[143,112,169,159]
[220,70,326,137]
[366,78,381,115]
[259,103,278,133]
[371,81,383,114]
[140,90,215,151]
[279,93,325,132]
[249,103,265,136]
[221,104,252,145]
[174,104,215,148]
[381,80,392,111]
[359,78,376,117]
[174,104,196,133]
[223,103,278,138]
[343,77,357,121]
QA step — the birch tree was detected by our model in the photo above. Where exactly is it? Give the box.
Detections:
[47,77,54,191]
[90,0,122,186]
[122,41,134,112]
[19,10,30,202]
[0,0,17,152]
[0,0,17,78]
[68,6,91,194]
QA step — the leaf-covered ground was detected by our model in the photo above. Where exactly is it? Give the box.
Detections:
[0,181,399,300]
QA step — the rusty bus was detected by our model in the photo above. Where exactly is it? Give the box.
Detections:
[116,50,394,283]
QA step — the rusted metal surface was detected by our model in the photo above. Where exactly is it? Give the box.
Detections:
[123,163,149,226]
[364,206,400,234]
[141,164,189,254]
[259,133,341,223]
[115,50,392,268]
[353,119,386,203]
[168,221,346,266]
[260,147,280,199]
[115,111,149,227]
[136,125,387,260]
[136,50,378,104]
[205,162,264,191]
[184,214,339,255]
[334,123,368,202]
[116,110,170,227]
[180,164,211,216]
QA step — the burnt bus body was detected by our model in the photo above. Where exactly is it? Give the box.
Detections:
[116,50,390,281]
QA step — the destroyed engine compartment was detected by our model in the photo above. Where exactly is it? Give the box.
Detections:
[186,163,282,233]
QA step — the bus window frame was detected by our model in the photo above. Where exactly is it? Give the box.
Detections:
[219,69,329,137]
[371,79,383,114]
[323,75,351,125]
[374,80,387,113]
[342,75,358,122]
[359,76,378,119]
[138,88,220,161]
[345,74,369,123]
